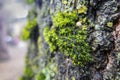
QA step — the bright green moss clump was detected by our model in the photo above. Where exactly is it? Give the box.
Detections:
[44,11,92,66]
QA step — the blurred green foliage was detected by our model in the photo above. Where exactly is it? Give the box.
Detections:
[35,72,46,80]
[26,0,34,4]
[24,66,34,78]
[21,18,37,40]
[19,66,34,80]
[34,59,57,80]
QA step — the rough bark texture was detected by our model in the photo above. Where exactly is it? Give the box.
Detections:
[21,0,120,80]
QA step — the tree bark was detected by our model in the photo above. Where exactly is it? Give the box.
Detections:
[23,0,120,80]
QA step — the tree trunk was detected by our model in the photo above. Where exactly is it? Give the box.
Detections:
[21,0,120,80]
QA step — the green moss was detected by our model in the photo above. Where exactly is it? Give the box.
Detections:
[52,11,77,27]
[24,66,34,78]
[35,72,46,80]
[77,5,87,14]
[19,66,34,80]
[21,18,37,40]
[44,11,92,66]
[34,62,57,80]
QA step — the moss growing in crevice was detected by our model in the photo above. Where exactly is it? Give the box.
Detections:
[44,11,92,66]
[21,18,37,41]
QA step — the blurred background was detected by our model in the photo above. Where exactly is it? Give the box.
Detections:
[0,0,28,80]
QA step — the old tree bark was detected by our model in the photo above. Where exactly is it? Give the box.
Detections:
[22,0,120,80]
[85,0,120,80]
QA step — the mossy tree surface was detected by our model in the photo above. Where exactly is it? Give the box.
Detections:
[21,18,37,41]
[44,11,92,66]
[21,0,120,80]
